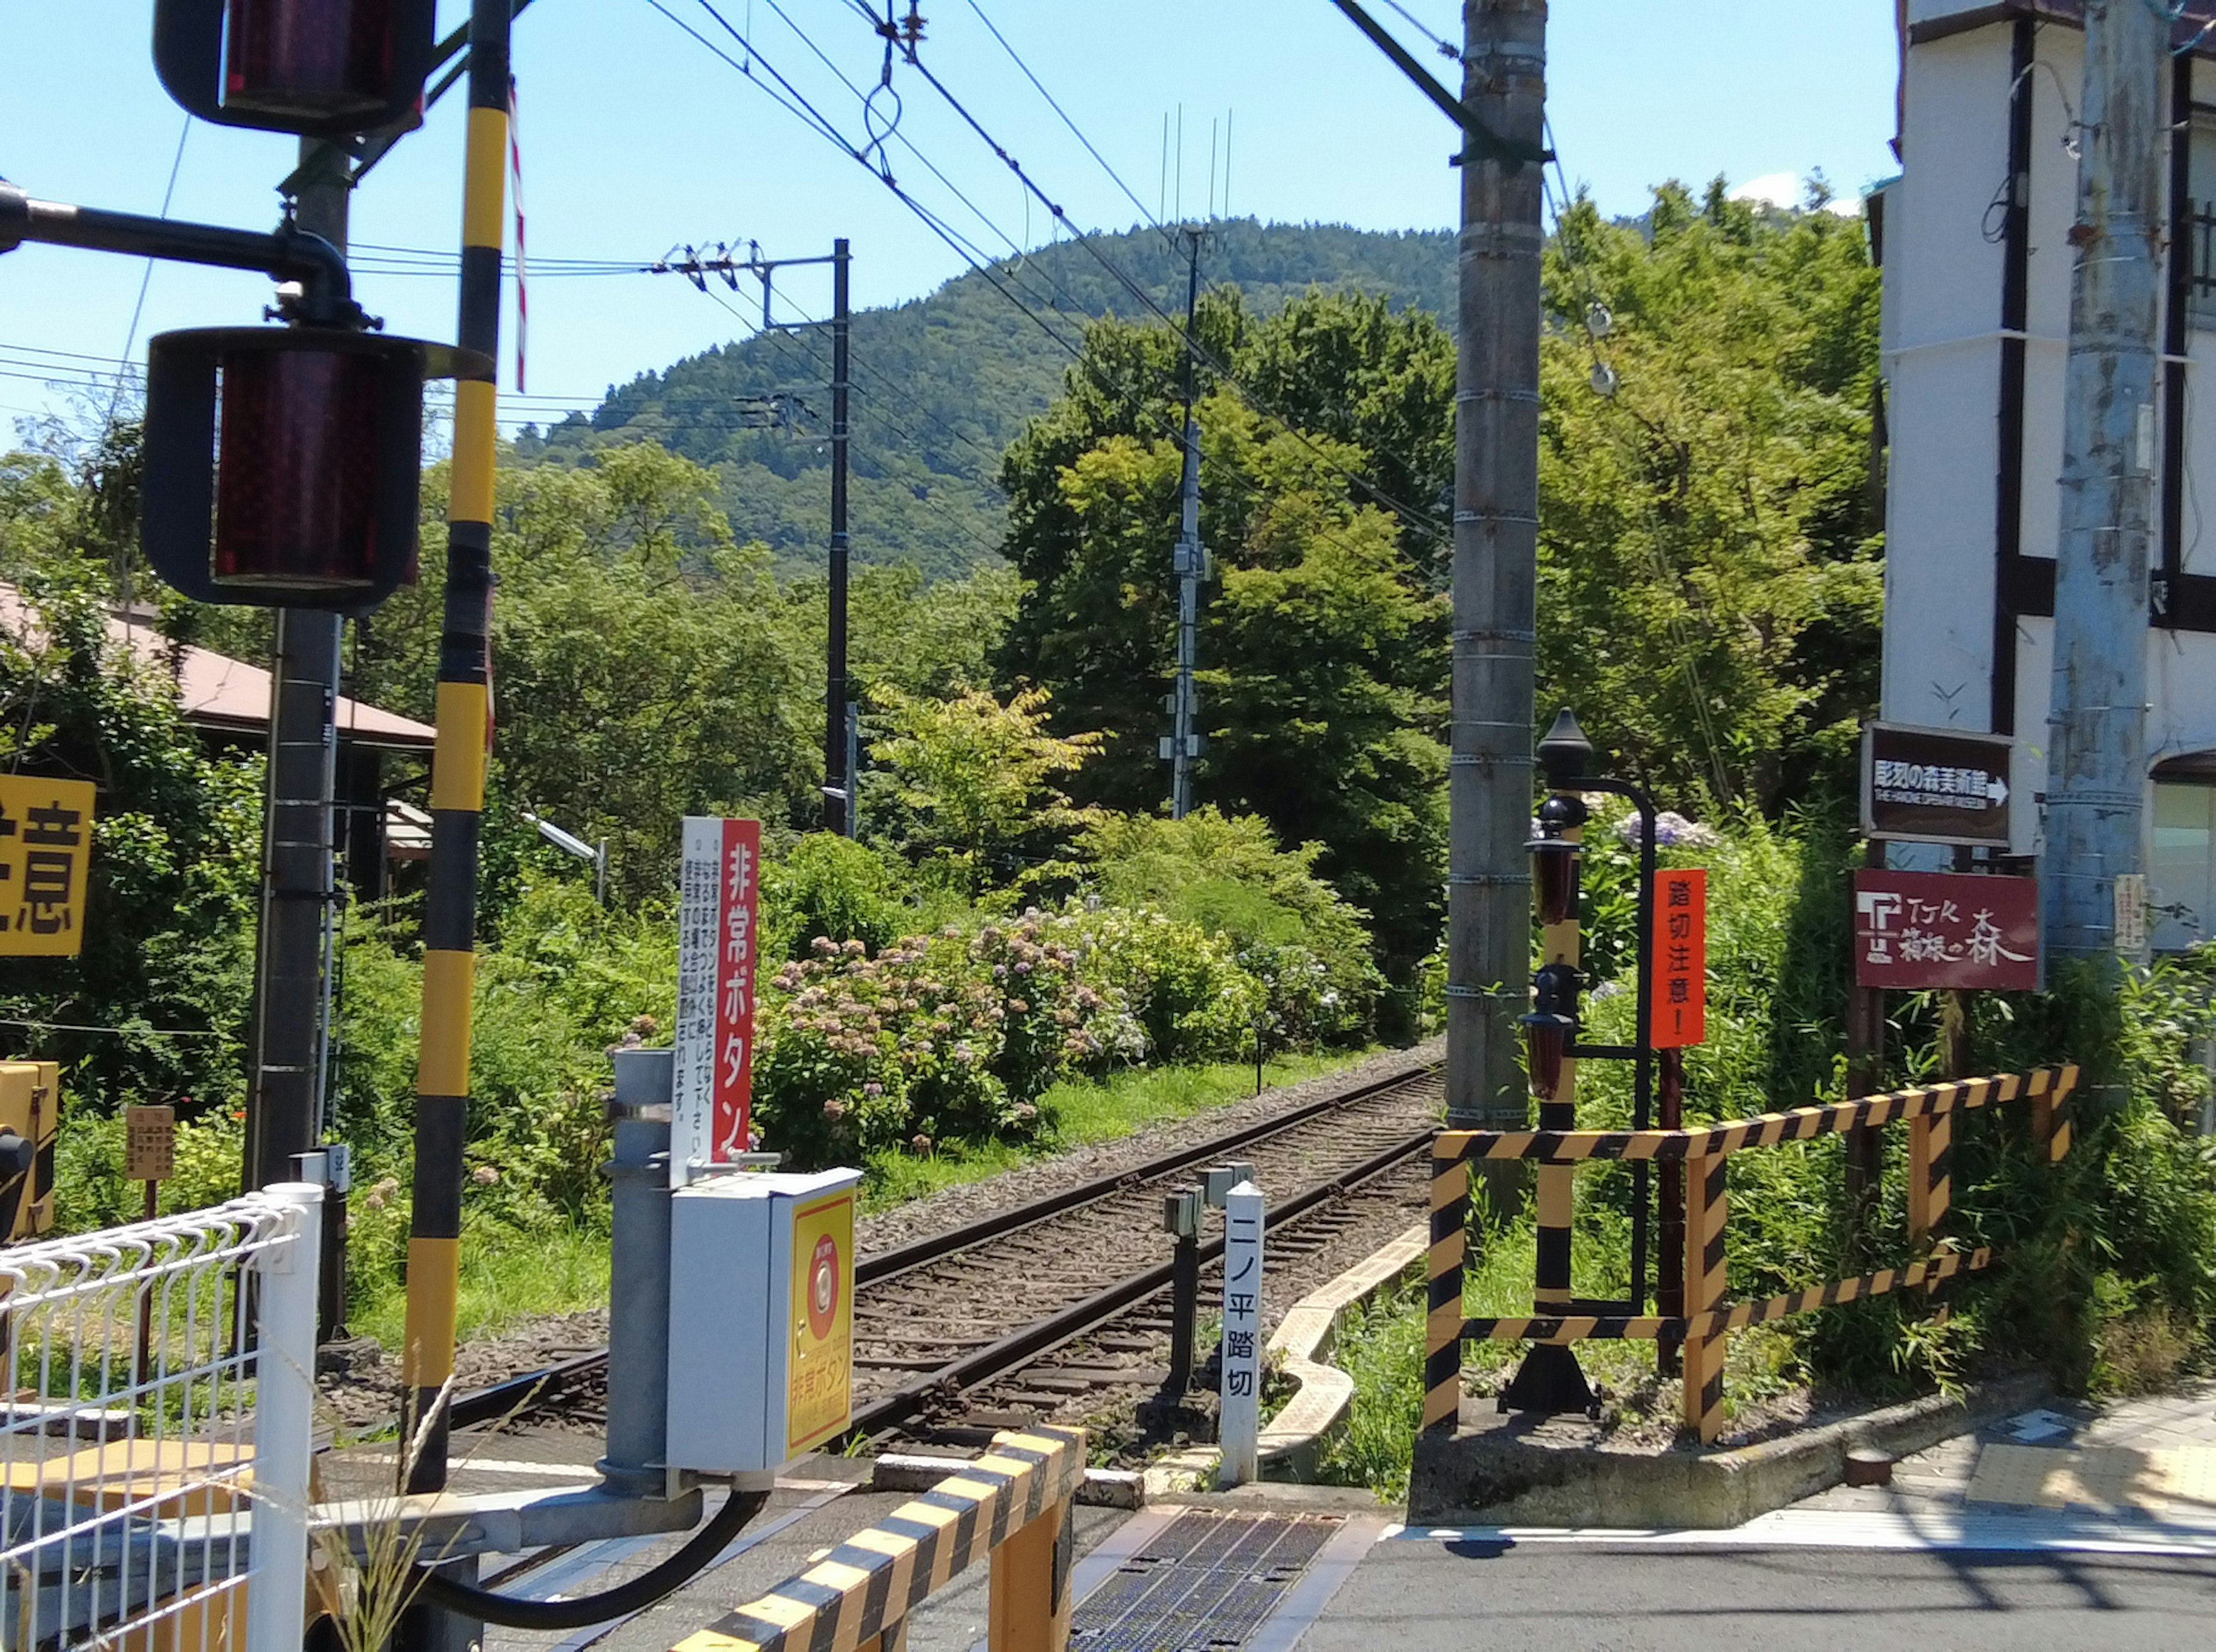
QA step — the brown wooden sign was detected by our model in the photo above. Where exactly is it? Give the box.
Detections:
[1861,722,2016,848]
[124,1104,176,1182]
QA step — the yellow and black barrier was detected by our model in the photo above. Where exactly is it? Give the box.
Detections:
[673,1426,1084,1652]
[1465,1246,1994,1345]
[1431,1066,2077,1168]
[1421,1066,2076,1442]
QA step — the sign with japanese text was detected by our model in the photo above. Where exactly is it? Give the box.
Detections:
[1219,1181,1264,1486]
[784,1183,855,1455]
[672,817,761,1186]
[0,777,95,957]
[1861,723,2016,848]
[125,1104,176,1182]
[1854,870,2038,990]
[1650,868,1708,1047]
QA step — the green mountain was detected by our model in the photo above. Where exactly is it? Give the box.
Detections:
[517,219,1455,580]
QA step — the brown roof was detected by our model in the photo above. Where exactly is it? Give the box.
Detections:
[0,582,438,751]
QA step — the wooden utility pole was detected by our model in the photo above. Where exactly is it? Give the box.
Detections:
[2043,0,2165,967]
[1447,0,1547,1177]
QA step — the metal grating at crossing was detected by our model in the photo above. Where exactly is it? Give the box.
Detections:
[1070,1511,1340,1652]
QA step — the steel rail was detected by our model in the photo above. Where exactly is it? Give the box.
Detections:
[447,1060,1441,1430]
[841,1120,1438,1439]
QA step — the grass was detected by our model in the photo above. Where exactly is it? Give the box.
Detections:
[351,1219,612,1351]
[859,1048,1378,1209]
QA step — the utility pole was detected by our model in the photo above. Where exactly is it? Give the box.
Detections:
[1166,227,1206,819]
[2043,0,2165,969]
[1450,0,1547,1164]
[825,238,853,833]
[243,140,348,1325]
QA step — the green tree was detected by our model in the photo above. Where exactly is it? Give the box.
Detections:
[866,684,1101,897]
[355,442,819,906]
[1537,184,1884,810]
[995,291,1453,987]
[0,451,261,1117]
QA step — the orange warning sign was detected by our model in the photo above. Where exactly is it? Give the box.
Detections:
[1651,868,1707,1048]
[785,1186,855,1455]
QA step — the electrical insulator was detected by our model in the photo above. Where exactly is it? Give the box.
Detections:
[1590,359,1620,399]
[1585,301,1615,340]
[141,327,482,610]
[154,0,436,137]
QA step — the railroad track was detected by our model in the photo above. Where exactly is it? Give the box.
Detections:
[450,1060,1444,1440]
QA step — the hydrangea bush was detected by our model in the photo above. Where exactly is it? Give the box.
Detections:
[753,916,1143,1165]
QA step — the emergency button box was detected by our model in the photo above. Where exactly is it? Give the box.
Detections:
[667,1167,860,1474]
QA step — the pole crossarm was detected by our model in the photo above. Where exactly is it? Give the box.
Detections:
[1433,1066,2078,1165]
[1465,1246,1996,1346]
[1327,0,1551,164]
[672,1427,1084,1652]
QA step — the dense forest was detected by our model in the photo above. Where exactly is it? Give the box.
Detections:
[519,219,1457,581]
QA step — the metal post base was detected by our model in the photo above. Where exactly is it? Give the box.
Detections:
[1497,1343,1597,1417]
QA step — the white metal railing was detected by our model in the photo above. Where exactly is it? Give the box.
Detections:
[0,1183,322,1652]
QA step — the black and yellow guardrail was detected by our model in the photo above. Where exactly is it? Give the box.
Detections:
[1423,1065,2077,1442]
[673,1425,1084,1652]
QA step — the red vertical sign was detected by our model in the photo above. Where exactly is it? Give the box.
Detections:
[714,819,760,1161]
[1651,868,1708,1048]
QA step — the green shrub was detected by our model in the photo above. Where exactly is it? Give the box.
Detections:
[1044,904,1265,1063]
[1080,808,1384,1041]
[762,834,917,961]
[754,916,1144,1166]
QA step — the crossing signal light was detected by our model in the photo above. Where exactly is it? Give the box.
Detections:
[153,0,436,137]
[141,327,477,610]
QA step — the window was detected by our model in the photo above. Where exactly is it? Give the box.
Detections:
[2189,118,2216,330]
[2151,781,2216,950]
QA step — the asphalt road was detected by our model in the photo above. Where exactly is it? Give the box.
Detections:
[1294,1537,2216,1652]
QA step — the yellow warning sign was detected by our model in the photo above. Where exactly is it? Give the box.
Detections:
[786,1186,855,1455]
[0,776,95,958]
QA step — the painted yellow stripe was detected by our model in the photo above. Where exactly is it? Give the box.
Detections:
[1425,1301,1462,1346]
[418,950,476,1096]
[1421,1383,1459,1426]
[1428,1236,1464,1276]
[449,380,500,521]
[1536,1165,1572,1227]
[400,1235,460,1385]
[674,1634,753,1652]
[739,1596,817,1635]
[463,106,509,249]
[1429,1161,1468,1206]
[1434,1130,1479,1159]
[431,681,492,811]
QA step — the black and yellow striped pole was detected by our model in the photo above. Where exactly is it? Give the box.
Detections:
[1421,1148,1468,1434]
[402,0,511,1498]
[1680,1150,1728,1442]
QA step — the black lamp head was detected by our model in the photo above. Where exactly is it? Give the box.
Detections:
[1537,707,1594,791]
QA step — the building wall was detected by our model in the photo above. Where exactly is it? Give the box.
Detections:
[1885,14,2216,943]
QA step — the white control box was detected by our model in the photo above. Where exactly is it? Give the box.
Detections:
[666,1167,861,1473]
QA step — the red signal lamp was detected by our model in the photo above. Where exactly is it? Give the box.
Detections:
[141,327,479,612]
[1521,962,1582,1102]
[1528,792,1590,926]
[153,0,435,138]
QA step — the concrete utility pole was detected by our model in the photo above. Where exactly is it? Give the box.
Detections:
[245,140,346,1198]
[1168,227,1206,819]
[1448,0,1547,1155]
[2043,0,2166,965]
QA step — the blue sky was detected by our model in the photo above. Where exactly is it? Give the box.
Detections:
[0,2,1899,439]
